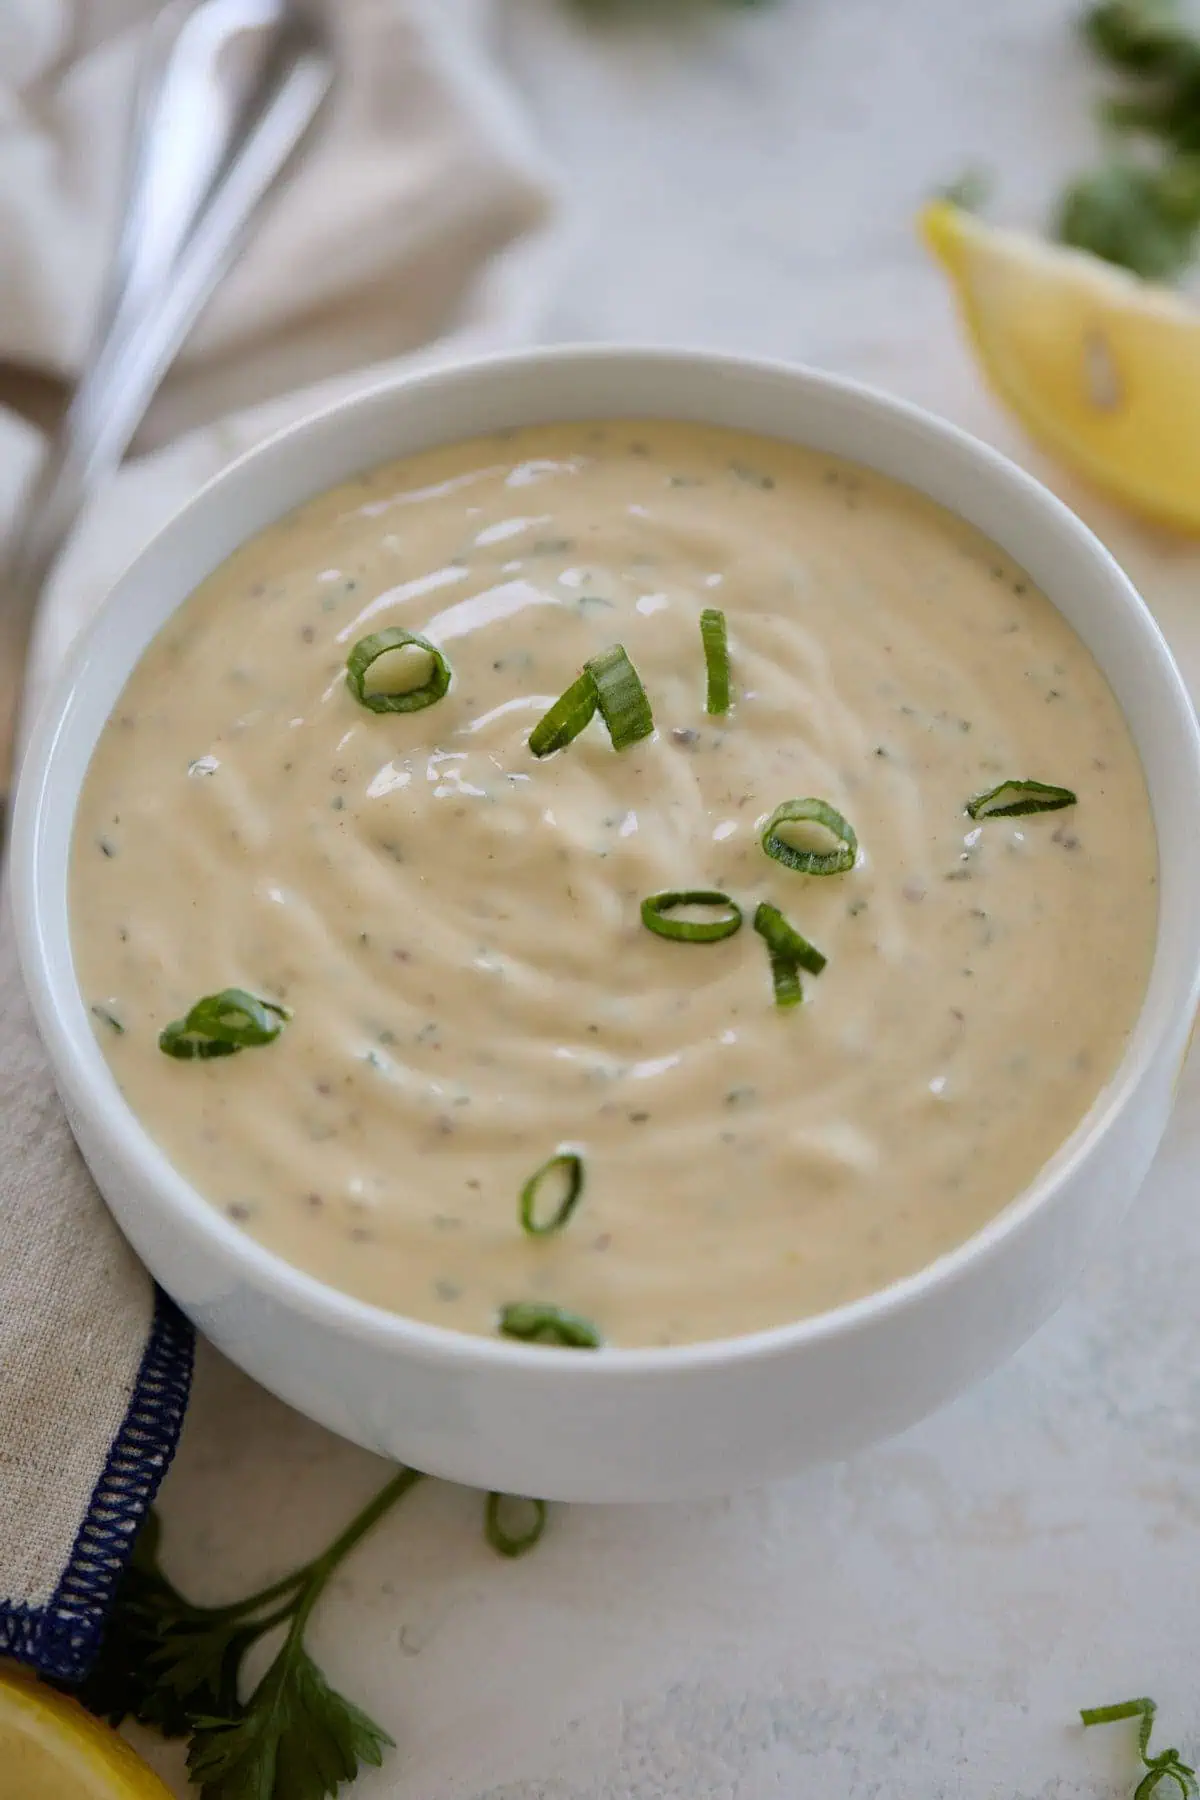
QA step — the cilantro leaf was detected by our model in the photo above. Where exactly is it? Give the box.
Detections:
[188,1645,393,1800]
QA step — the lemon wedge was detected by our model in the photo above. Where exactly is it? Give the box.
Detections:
[0,1665,172,1800]
[920,197,1200,533]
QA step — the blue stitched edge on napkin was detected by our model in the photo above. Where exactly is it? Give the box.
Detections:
[0,1287,193,1681]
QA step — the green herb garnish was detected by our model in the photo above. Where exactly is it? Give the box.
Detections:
[91,1003,125,1035]
[484,1492,548,1559]
[1051,3,1200,279]
[159,989,289,1060]
[1056,159,1200,282]
[700,607,731,714]
[752,901,826,1009]
[965,778,1077,819]
[530,645,654,756]
[1086,1,1200,87]
[752,902,826,975]
[520,1152,586,1236]
[586,643,655,750]
[1081,1697,1198,1799]
[760,798,858,875]
[498,1301,603,1348]
[529,670,598,757]
[641,889,743,943]
[76,1473,417,1796]
[345,627,451,714]
[73,1472,552,1798]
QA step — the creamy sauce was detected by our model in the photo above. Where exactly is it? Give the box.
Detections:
[70,421,1157,1347]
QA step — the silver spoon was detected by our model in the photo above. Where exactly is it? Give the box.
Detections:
[0,0,335,834]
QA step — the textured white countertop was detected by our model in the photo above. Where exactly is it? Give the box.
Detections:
[137,2,1200,1794]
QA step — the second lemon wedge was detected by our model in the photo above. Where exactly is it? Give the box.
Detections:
[0,1664,172,1800]
[920,197,1200,534]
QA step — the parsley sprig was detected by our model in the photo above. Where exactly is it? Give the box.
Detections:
[940,3,1200,282]
[1082,1697,1199,1800]
[1062,2,1200,280]
[71,1470,545,1799]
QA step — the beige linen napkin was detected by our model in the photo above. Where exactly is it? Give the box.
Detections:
[0,0,555,1679]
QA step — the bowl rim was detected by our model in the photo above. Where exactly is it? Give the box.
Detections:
[14,340,1200,1379]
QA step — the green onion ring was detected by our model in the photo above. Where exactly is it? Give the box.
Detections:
[485,1492,548,1559]
[752,901,826,975]
[345,627,451,714]
[159,988,290,1059]
[966,778,1077,819]
[520,1152,586,1236]
[529,670,598,757]
[498,1301,603,1349]
[641,889,743,943]
[700,607,731,714]
[761,797,858,875]
[585,644,655,750]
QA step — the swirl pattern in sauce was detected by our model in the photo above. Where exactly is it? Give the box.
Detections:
[70,421,1157,1346]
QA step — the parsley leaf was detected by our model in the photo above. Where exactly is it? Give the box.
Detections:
[189,1645,392,1800]
[1084,0,1200,80]
[69,1465,550,1797]
[71,1509,304,1738]
[1056,159,1200,279]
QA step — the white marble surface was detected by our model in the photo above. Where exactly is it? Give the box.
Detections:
[131,2,1200,1794]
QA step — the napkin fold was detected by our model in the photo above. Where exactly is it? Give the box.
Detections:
[0,904,192,1678]
[0,0,555,1680]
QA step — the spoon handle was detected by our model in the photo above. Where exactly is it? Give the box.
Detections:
[0,0,334,816]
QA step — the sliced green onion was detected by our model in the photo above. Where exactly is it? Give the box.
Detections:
[485,1492,548,1559]
[753,902,826,975]
[520,1152,585,1236]
[346,627,451,714]
[966,778,1078,819]
[529,671,597,757]
[700,607,730,714]
[766,951,805,1009]
[158,1021,241,1060]
[585,644,654,750]
[159,988,290,1060]
[641,889,743,943]
[498,1301,603,1349]
[761,798,858,875]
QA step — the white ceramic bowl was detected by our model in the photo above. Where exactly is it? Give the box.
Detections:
[13,348,1200,1503]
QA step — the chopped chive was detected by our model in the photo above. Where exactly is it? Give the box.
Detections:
[520,1152,585,1236]
[761,798,858,874]
[700,607,730,714]
[498,1301,602,1348]
[159,988,290,1060]
[346,627,451,714]
[529,671,597,757]
[485,1492,548,1559]
[585,644,654,750]
[641,889,743,943]
[91,1003,125,1035]
[752,902,826,975]
[966,778,1077,819]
